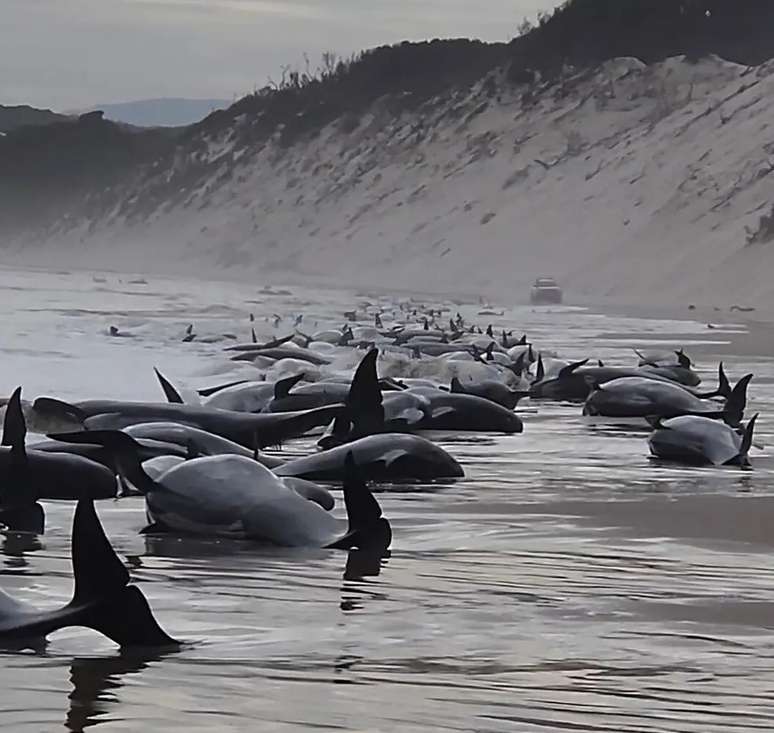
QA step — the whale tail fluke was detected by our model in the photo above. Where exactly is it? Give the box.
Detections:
[723,374,753,427]
[69,500,178,648]
[327,453,391,551]
[696,362,731,400]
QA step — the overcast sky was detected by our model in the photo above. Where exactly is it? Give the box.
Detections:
[1,0,558,110]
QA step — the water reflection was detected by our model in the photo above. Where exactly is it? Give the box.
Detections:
[2,529,43,563]
[65,652,172,732]
[340,549,389,612]
[0,504,45,538]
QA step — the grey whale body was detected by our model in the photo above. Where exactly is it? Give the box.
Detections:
[276,434,464,482]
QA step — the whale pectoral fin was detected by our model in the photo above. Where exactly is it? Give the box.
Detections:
[31,396,87,425]
[396,408,424,426]
[197,379,250,398]
[380,449,408,468]
[274,373,305,400]
[431,407,455,420]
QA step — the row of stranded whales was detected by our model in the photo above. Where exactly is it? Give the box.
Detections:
[0,297,765,652]
[51,432,391,550]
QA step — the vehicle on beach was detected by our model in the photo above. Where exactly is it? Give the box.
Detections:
[530,277,563,305]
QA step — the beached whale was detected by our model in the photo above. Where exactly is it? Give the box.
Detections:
[49,431,390,550]
[648,414,758,466]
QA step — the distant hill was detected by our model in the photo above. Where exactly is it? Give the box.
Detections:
[0,105,68,134]
[6,0,774,307]
[82,98,230,127]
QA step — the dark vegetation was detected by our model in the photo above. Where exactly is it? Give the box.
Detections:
[745,203,774,246]
[0,104,67,133]
[3,0,774,237]
[0,112,175,232]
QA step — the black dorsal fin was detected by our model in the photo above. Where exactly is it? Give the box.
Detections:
[153,368,184,404]
[739,413,759,459]
[69,500,179,647]
[485,343,495,361]
[342,452,382,533]
[486,324,494,338]
[326,452,391,551]
[558,359,589,379]
[1,387,29,509]
[535,354,545,382]
[71,500,130,603]
[346,349,384,437]
[251,327,257,344]
[274,373,305,400]
[2,387,26,457]
[519,334,527,345]
[717,361,731,398]
[450,377,465,394]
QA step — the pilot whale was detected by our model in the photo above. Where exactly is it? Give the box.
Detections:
[276,433,464,482]
[648,414,758,466]
[0,388,117,517]
[49,431,391,550]
[36,395,344,450]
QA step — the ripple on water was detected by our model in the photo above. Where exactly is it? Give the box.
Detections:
[0,271,773,731]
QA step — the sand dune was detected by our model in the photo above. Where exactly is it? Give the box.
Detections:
[8,55,774,310]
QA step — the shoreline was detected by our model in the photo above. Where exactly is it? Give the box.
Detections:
[3,259,773,359]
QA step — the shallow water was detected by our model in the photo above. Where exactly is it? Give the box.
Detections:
[1,266,773,732]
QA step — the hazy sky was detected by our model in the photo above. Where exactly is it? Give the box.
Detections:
[2,0,558,110]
